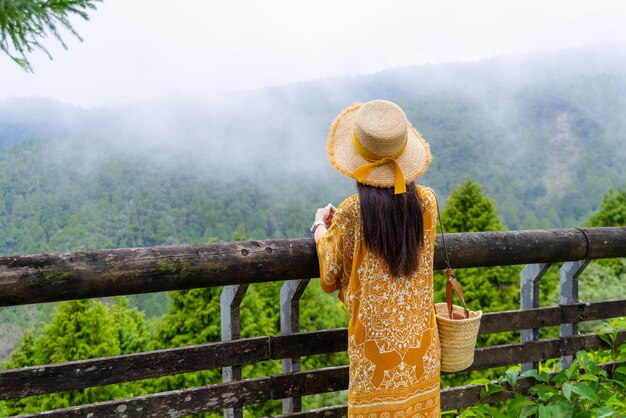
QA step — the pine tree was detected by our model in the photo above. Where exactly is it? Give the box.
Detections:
[149,286,224,411]
[3,298,149,414]
[148,282,286,417]
[577,185,626,306]
[435,178,516,314]
[435,178,522,387]
[0,0,100,72]
[440,178,506,233]
[588,186,626,227]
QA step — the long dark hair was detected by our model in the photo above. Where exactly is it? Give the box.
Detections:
[357,182,424,277]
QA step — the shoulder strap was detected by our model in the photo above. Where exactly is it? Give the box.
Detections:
[432,191,470,320]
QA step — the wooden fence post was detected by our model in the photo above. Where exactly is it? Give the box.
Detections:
[221,284,249,418]
[280,279,310,414]
[560,260,589,368]
[520,263,551,372]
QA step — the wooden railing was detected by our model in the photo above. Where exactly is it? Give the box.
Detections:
[0,227,624,417]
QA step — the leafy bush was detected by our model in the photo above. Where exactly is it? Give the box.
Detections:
[457,318,626,418]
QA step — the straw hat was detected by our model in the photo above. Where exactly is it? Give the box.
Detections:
[327,100,431,194]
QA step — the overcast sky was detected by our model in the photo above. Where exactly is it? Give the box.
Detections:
[1,0,626,107]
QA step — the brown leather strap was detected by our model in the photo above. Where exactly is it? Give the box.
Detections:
[446,269,470,319]
[433,192,470,320]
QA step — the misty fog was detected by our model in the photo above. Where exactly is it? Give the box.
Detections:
[0,47,625,236]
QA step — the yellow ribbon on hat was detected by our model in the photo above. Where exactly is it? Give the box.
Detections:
[351,131,408,194]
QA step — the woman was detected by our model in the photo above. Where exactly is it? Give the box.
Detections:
[313,100,440,417]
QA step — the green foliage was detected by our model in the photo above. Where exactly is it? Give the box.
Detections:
[538,185,626,338]
[440,178,506,233]
[0,0,100,71]
[435,178,522,387]
[588,186,626,227]
[3,71,626,233]
[0,302,55,361]
[581,185,626,314]
[0,134,621,415]
[146,287,225,417]
[458,319,626,418]
[436,179,518,332]
[3,298,149,415]
[145,276,348,416]
[0,140,326,257]
[1,173,622,415]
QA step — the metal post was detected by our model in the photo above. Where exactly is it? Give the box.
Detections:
[560,260,589,368]
[221,284,249,418]
[520,263,551,372]
[279,279,310,414]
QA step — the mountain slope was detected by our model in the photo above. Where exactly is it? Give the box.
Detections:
[0,47,625,247]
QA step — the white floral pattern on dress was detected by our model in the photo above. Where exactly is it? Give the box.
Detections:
[317,185,441,418]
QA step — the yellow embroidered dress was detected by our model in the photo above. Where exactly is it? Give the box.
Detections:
[316,185,441,418]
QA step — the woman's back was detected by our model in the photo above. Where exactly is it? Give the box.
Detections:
[317,184,441,417]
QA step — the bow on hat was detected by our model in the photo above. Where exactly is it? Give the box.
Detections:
[351,131,407,195]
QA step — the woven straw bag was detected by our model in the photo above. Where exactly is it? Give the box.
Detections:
[433,193,482,373]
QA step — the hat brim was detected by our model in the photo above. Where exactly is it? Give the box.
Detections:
[327,103,432,187]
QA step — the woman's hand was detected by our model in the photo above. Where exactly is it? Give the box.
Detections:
[313,203,336,244]
[315,203,337,228]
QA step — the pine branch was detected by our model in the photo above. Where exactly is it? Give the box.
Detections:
[0,0,100,72]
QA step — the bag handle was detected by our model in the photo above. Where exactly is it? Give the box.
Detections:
[433,192,470,320]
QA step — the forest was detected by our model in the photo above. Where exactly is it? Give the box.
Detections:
[0,174,623,416]
[0,49,625,416]
[2,49,626,233]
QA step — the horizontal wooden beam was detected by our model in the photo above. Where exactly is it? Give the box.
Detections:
[561,299,626,323]
[17,377,272,418]
[271,366,348,399]
[467,329,626,372]
[271,329,347,359]
[562,329,626,353]
[0,239,316,307]
[581,227,626,259]
[0,337,269,400]
[480,298,626,334]
[270,405,347,418]
[0,227,624,306]
[271,361,626,417]
[478,306,560,334]
[270,300,626,359]
[271,330,626,399]
[270,331,626,409]
[4,300,624,401]
[15,350,626,418]
[468,339,561,372]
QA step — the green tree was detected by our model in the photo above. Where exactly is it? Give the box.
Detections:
[149,278,350,416]
[0,0,100,71]
[588,186,626,227]
[436,179,521,388]
[587,185,626,277]
[565,185,626,332]
[3,298,149,415]
[150,287,224,392]
[436,178,515,317]
[440,178,506,233]
[535,187,626,337]
[150,282,283,417]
